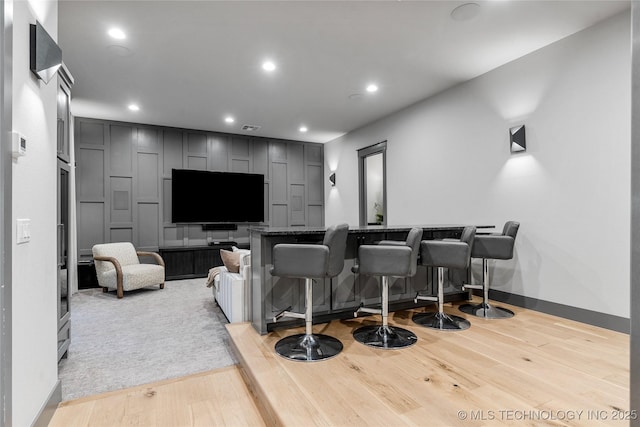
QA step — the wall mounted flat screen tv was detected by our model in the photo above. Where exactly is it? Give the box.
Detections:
[171,169,264,224]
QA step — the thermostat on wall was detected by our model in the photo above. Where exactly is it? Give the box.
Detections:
[11,131,26,158]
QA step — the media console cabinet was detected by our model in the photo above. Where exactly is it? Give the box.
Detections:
[249,224,493,334]
[159,243,248,280]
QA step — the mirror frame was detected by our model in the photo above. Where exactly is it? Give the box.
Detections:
[357,141,387,226]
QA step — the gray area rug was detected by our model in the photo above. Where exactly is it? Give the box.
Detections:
[58,279,237,401]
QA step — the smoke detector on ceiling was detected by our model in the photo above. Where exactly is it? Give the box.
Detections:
[241,124,261,131]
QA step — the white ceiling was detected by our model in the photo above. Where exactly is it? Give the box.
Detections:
[58,1,630,143]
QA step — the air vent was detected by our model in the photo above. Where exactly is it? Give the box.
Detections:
[241,124,261,131]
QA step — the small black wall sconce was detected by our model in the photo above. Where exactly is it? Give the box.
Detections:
[510,125,526,153]
[329,172,336,187]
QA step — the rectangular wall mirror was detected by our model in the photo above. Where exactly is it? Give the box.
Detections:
[358,141,387,226]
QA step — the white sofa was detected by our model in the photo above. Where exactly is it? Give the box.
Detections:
[213,249,251,323]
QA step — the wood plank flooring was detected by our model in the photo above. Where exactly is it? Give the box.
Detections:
[49,299,630,426]
[227,299,629,426]
[48,366,265,427]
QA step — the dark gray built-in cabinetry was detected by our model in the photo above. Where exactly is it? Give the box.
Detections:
[74,117,325,260]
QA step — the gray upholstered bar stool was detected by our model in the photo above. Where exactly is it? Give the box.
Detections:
[270,223,349,362]
[352,227,423,349]
[413,226,476,331]
[459,221,519,319]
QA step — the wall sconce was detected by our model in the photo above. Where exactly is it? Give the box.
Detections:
[329,172,336,187]
[510,125,526,153]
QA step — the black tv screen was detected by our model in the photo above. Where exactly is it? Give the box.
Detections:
[171,169,264,223]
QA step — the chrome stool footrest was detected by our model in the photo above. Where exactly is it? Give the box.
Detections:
[413,311,470,331]
[274,333,343,362]
[352,325,417,349]
[459,302,514,319]
[353,303,382,318]
[414,292,438,304]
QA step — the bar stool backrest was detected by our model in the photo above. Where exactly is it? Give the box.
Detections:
[460,226,477,249]
[406,227,423,277]
[323,223,350,278]
[503,221,520,239]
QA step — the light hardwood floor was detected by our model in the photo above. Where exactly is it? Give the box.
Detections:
[50,299,630,426]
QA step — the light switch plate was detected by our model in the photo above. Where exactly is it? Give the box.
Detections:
[16,219,31,244]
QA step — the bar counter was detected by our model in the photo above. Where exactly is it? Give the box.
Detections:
[249,224,493,334]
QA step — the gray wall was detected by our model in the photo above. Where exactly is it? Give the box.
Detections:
[75,117,324,258]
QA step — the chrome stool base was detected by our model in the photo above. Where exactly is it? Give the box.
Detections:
[412,311,471,331]
[353,325,417,349]
[459,302,514,319]
[274,333,343,362]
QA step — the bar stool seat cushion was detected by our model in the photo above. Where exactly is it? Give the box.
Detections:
[355,245,413,277]
[420,240,471,270]
[472,235,515,260]
[271,244,330,279]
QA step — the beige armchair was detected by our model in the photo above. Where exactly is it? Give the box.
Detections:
[92,242,165,298]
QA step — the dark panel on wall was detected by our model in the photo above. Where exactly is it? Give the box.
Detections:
[110,125,134,176]
[162,178,172,224]
[78,148,105,199]
[79,121,104,145]
[306,144,322,163]
[231,136,250,157]
[272,204,288,227]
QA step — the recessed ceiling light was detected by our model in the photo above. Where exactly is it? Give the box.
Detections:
[366,84,379,93]
[224,116,235,124]
[262,61,276,72]
[128,104,139,111]
[108,28,126,40]
[299,126,308,133]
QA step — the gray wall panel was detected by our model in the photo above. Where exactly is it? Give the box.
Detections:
[163,130,183,176]
[110,125,134,176]
[290,184,305,225]
[137,153,159,200]
[110,177,132,223]
[187,133,207,154]
[253,142,269,178]
[231,159,250,173]
[78,148,105,199]
[307,164,323,203]
[187,156,207,170]
[138,203,159,248]
[272,163,288,202]
[288,143,304,182]
[308,205,323,227]
[79,121,104,145]
[272,204,288,227]
[231,137,250,157]
[137,127,159,153]
[209,134,228,171]
[306,144,322,163]
[270,140,287,162]
[78,202,105,254]
[76,117,324,252]
[110,228,133,243]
